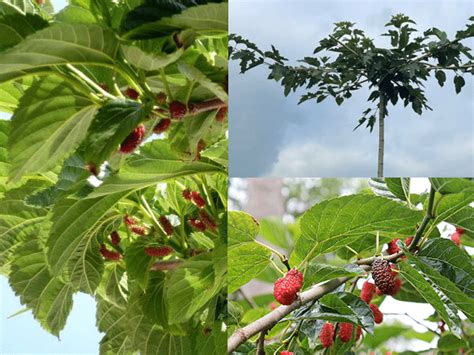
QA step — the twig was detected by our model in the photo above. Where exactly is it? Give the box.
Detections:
[384,312,441,336]
[409,186,435,251]
[151,260,183,271]
[188,98,227,115]
[256,330,267,355]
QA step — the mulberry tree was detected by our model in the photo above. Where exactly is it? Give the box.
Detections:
[230,14,474,176]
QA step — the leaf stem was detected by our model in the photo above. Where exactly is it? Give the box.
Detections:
[255,240,291,271]
[409,185,436,251]
[160,68,173,101]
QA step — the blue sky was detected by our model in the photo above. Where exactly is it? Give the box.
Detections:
[1,2,101,354]
[229,0,474,177]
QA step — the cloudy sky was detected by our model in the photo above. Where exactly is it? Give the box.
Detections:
[229,0,474,177]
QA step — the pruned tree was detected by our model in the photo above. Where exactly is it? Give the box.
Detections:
[229,14,474,176]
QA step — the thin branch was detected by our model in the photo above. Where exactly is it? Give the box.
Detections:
[329,35,362,58]
[256,330,267,355]
[188,98,227,115]
[384,312,441,336]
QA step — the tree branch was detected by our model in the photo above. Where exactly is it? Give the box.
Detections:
[409,186,436,251]
[227,270,369,353]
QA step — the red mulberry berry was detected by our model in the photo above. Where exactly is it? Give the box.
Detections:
[190,191,206,208]
[372,258,396,295]
[387,277,402,296]
[280,351,293,355]
[159,216,173,236]
[182,189,192,200]
[100,244,122,261]
[451,231,462,246]
[320,322,334,348]
[125,87,139,100]
[360,281,376,303]
[144,246,173,257]
[35,0,45,5]
[273,269,303,305]
[153,119,171,134]
[188,218,206,231]
[110,231,121,246]
[199,210,217,230]
[216,107,228,122]
[387,238,400,254]
[405,236,414,246]
[270,302,277,310]
[120,124,145,153]
[124,215,136,226]
[356,325,362,340]
[339,323,353,342]
[169,101,187,119]
[131,225,146,236]
[456,227,465,234]
[156,92,167,105]
[369,303,383,324]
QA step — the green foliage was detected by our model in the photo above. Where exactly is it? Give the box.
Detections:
[229,178,474,354]
[230,14,473,131]
[0,1,227,353]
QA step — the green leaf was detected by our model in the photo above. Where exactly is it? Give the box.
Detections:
[81,99,152,168]
[434,188,474,225]
[0,24,119,83]
[385,178,411,203]
[88,140,224,197]
[0,13,48,51]
[320,292,375,333]
[303,263,365,287]
[47,191,130,275]
[54,5,97,24]
[228,211,271,293]
[123,3,227,39]
[430,178,474,194]
[293,195,422,263]
[8,75,98,182]
[9,239,74,337]
[417,238,474,297]
[0,180,49,273]
[402,247,474,323]
[96,263,127,309]
[398,261,462,334]
[178,62,228,103]
[259,217,292,249]
[0,0,36,16]
[454,75,465,94]
[165,255,224,324]
[124,237,154,290]
[201,139,227,168]
[140,271,169,326]
[438,333,467,351]
[122,44,184,71]
[435,70,446,87]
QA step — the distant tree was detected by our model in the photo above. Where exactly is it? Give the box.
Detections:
[230,14,474,176]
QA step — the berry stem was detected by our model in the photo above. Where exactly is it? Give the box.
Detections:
[160,68,173,101]
[188,98,227,116]
[65,64,116,100]
[184,80,196,104]
[140,195,161,231]
[255,240,291,271]
[409,185,436,252]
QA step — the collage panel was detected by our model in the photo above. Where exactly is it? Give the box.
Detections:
[228,177,474,354]
[229,0,474,177]
[0,0,228,354]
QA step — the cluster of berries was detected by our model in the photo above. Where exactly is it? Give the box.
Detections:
[450,227,465,246]
[273,269,303,305]
[124,215,147,236]
[360,281,384,324]
[319,321,363,348]
[182,189,218,232]
[99,231,122,261]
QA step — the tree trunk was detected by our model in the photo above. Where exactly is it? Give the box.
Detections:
[377,95,386,177]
